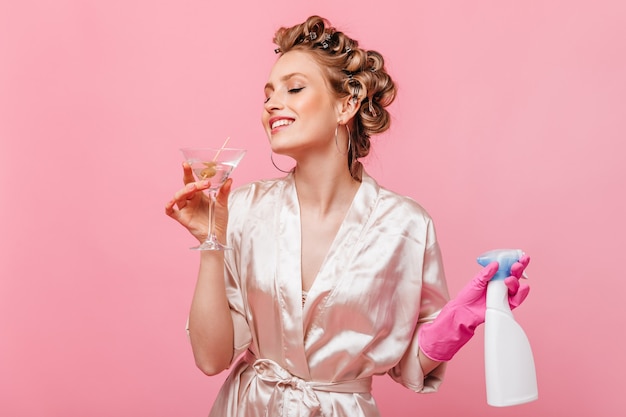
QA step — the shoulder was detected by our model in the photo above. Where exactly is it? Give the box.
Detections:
[229,176,287,205]
[364,174,439,245]
[227,176,290,226]
[370,177,434,226]
[378,186,432,220]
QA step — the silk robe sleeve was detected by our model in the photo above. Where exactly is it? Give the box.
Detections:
[221,185,254,366]
[387,236,450,393]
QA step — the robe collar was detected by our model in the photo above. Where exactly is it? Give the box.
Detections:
[274,171,380,375]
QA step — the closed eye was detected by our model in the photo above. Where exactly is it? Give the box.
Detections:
[288,87,304,94]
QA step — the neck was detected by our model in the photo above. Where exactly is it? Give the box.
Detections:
[293,158,360,216]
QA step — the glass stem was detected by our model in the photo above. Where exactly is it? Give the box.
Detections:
[207,190,217,242]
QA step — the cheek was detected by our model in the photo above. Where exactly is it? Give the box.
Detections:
[260,110,271,130]
[260,114,272,143]
[300,95,323,114]
[299,96,337,125]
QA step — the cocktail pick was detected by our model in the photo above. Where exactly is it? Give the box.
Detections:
[213,136,231,161]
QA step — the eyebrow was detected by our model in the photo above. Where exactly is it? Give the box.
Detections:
[264,72,308,91]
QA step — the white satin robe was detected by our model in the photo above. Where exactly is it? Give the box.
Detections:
[206,172,450,417]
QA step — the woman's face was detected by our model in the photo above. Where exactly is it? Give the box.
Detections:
[262,50,341,159]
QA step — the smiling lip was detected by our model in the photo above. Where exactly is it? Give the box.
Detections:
[269,117,294,133]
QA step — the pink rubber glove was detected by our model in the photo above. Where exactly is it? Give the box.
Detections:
[418,255,530,362]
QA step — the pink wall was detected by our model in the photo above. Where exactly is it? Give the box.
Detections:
[1,1,624,416]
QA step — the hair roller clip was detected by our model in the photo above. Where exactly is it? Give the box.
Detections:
[349,80,361,103]
[344,46,352,54]
[320,33,333,49]
[309,31,317,41]
[368,99,378,117]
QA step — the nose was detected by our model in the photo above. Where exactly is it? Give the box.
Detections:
[264,93,283,112]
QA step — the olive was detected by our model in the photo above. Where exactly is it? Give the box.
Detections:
[200,164,217,179]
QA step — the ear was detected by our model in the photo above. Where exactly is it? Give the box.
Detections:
[335,95,359,125]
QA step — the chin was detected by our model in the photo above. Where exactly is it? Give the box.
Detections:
[269,136,291,153]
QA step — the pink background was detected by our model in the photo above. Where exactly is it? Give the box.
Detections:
[1,1,624,416]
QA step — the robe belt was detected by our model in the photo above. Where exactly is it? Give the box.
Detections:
[244,351,372,417]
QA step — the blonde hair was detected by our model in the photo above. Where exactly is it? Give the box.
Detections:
[273,15,397,179]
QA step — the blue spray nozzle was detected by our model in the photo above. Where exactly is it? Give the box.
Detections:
[477,249,524,280]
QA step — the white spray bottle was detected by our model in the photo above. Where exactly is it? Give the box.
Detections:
[477,249,538,407]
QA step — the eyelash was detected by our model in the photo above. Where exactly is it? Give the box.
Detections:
[264,87,305,103]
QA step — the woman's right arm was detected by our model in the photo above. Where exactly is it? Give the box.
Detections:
[188,251,235,375]
[165,163,235,375]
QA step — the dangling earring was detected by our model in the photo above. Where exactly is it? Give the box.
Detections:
[335,123,351,155]
[270,151,292,173]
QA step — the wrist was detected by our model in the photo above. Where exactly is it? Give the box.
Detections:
[417,305,481,362]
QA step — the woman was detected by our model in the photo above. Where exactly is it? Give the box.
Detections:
[165,15,530,417]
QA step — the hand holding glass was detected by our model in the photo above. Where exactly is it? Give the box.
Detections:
[180,147,246,250]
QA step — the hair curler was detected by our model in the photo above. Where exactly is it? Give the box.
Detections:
[477,249,538,407]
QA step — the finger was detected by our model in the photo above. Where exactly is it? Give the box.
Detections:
[508,280,530,309]
[173,183,198,205]
[182,162,196,185]
[511,254,531,279]
[165,198,180,219]
[172,180,210,209]
[473,261,499,287]
[516,254,530,269]
[216,178,233,205]
[175,200,188,210]
[504,275,520,295]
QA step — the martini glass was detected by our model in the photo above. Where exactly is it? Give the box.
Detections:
[180,147,246,250]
